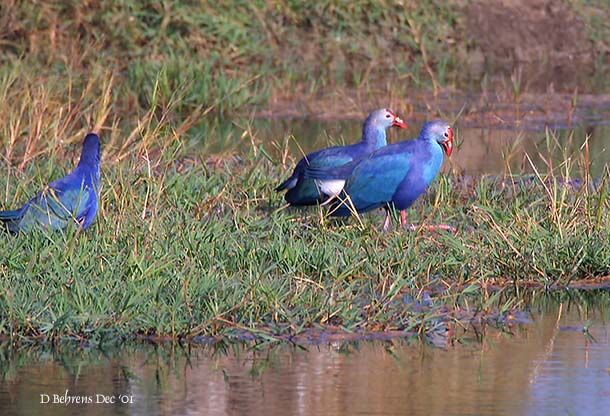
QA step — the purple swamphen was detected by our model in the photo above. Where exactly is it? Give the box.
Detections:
[0,133,101,233]
[276,108,407,206]
[304,120,455,231]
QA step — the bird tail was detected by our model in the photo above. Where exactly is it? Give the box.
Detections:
[328,203,352,217]
[284,180,323,206]
[0,209,23,222]
[0,209,23,233]
[275,176,297,192]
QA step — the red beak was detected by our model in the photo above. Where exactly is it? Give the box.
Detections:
[442,126,454,156]
[392,115,407,129]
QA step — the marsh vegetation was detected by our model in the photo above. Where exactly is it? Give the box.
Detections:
[0,0,608,345]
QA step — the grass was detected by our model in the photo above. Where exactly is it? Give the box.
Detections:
[0,1,608,346]
[0,0,465,120]
[1,0,608,123]
[0,116,608,345]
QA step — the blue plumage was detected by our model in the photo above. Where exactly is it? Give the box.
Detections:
[0,133,101,233]
[276,108,407,206]
[305,120,454,230]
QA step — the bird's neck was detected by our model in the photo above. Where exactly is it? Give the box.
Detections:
[78,141,99,167]
[77,154,99,169]
[412,139,445,187]
[76,148,101,183]
[361,124,387,150]
[419,136,444,155]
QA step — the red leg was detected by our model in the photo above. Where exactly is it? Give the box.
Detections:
[399,210,408,227]
[400,211,418,231]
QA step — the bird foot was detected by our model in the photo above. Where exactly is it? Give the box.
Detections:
[403,223,457,233]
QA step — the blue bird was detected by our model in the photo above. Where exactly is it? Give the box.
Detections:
[0,133,101,233]
[276,108,407,206]
[304,120,454,231]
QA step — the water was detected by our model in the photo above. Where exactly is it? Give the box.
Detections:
[1,98,609,416]
[1,303,609,416]
[196,117,610,177]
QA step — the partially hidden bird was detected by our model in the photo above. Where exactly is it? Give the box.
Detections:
[0,133,101,233]
[304,120,455,231]
[276,108,407,206]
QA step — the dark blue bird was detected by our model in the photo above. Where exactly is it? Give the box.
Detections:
[304,120,454,231]
[276,108,407,206]
[0,133,101,233]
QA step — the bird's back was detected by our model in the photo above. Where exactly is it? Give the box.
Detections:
[13,169,97,232]
[0,133,101,233]
[281,142,369,205]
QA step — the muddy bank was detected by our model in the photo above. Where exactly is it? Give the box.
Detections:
[257,0,609,118]
[463,0,607,90]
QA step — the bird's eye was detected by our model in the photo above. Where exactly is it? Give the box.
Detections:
[444,132,448,138]
[385,114,391,118]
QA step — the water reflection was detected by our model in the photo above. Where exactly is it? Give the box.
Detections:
[1,301,608,416]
